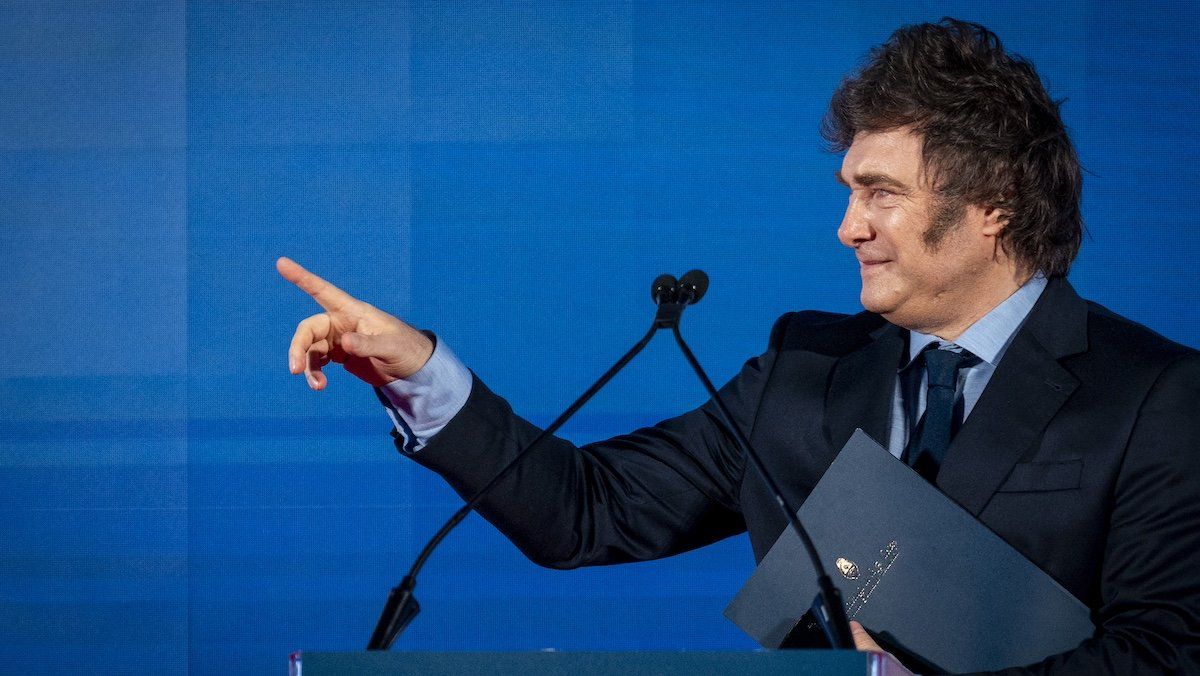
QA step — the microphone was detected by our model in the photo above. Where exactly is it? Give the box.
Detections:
[368,272,690,650]
[661,274,854,650]
[676,270,708,305]
[651,273,679,305]
[366,270,853,651]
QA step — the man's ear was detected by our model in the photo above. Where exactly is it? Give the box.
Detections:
[980,205,1009,237]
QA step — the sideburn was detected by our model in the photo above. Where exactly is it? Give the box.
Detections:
[922,196,967,249]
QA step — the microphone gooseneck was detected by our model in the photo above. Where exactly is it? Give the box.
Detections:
[666,321,854,650]
[369,273,673,650]
[367,270,853,652]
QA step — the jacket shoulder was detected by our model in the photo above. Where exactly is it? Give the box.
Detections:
[769,309,887,356]
[1084,301,1198,367]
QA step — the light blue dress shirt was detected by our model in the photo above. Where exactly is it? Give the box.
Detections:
[885,275,1048,458]
[382,276,1048,455]
[378,338,472,452]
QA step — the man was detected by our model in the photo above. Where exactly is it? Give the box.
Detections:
[279,19,1200,674]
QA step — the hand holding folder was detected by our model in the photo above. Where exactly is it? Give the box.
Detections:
[724,430,1094,674]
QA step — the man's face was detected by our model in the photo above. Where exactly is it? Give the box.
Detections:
[836,128,1004,335]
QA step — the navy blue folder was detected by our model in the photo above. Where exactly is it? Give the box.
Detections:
[724,430,1094,673]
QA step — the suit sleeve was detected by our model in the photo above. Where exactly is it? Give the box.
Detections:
[398,315,792,569]
[982,352,1200,675]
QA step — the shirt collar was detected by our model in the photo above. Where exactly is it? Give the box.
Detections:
[904,274,1048,368]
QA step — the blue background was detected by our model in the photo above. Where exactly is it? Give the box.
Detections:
[1,1,1197,673]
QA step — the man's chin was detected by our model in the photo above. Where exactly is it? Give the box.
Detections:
[859,290,896,316]
[866,299,931,333]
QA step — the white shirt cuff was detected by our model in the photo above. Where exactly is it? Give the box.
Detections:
[377,336,472,452]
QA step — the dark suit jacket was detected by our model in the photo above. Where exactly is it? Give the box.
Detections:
[404,278,1200,674]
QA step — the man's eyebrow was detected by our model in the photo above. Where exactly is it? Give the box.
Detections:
[834,170,910,192]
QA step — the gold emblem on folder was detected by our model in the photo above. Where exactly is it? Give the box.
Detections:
[844,541,901,619]
[836,557,860,580]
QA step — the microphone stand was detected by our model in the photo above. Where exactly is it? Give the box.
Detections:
[662,318,855,650]
[368,278,676,650]
[368,273,854,652]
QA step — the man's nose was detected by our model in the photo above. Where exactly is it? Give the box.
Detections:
[837,198,873,247]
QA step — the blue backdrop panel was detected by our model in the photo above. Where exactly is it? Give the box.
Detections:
[0,1,188,674]
[186,3,418,672]
[0,1,1197,674]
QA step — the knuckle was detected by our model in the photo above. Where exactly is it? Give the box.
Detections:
[300,313,327,330]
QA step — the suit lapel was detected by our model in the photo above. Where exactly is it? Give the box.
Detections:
[935,278,1089,516]
[824,322,906,453]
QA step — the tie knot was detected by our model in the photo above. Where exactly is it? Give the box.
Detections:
[923,344,976,389]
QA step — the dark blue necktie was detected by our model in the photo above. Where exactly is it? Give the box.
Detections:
[907,345,976,483]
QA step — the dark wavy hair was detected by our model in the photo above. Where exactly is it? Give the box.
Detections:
[822,18,1083,278]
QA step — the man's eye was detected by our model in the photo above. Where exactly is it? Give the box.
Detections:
[871,188,899,204]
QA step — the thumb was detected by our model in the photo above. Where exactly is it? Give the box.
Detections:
[340,332,386,359]
[850,621,883,652]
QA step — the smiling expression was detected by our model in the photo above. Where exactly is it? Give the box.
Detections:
[836,128,1019,338]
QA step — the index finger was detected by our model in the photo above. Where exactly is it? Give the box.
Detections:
[276,256,358,311]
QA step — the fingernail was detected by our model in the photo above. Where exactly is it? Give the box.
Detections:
[289,357,297,373]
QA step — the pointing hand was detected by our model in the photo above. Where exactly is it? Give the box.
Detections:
[277,257,433,389]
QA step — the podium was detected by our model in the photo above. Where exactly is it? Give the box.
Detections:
[289,650,906,675]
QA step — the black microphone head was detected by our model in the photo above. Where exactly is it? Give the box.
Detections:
[678,269,709,304]
[651,273,678,305]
